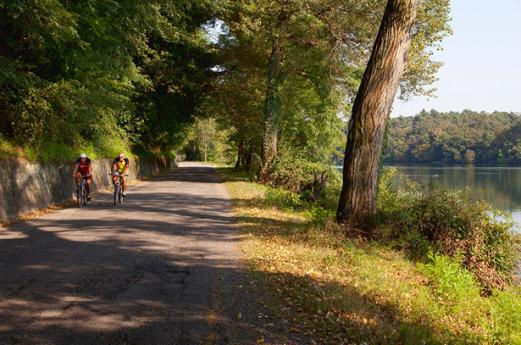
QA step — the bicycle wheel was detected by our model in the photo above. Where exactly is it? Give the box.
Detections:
[82,185,87,206]
[118,190,123,204]
[77,189,82,208]
[113,184,119,205]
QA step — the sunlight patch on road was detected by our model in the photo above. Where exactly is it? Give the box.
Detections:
[0,229,28,239]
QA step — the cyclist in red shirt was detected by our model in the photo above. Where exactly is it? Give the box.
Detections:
[72,153,93,201]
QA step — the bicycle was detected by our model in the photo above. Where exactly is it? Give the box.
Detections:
[76,175,88,207]
[111,172,128,205]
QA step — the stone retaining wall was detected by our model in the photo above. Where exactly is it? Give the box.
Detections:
[0,156,168,222]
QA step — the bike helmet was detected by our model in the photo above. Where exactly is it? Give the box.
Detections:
[80,153,87,159]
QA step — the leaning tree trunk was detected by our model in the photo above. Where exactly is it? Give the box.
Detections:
[337,0,419,224]
[260,13,287,182]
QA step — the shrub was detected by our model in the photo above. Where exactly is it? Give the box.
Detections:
[270,148,325,192]
[315,166,342,210]
[306,205,334,223]
[375,168,519,290]
[269,149,344,213]
[265,187,305,210]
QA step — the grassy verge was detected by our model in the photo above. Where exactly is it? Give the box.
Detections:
[0,134,167,163]
[0,136,23,160]
[0,138,122,162]
[219,167,521,345]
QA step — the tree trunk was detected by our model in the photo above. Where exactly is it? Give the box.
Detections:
[235,140,245,170]
[245,139,255,171]
[260,12,287,182]
[337,0,419,223]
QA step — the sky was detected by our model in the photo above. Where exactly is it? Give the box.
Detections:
[392,0,521,117]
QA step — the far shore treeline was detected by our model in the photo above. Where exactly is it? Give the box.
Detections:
[384,110,521,165]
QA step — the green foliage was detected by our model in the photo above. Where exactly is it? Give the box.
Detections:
[0,0,452,167]
[24,140,77,162]
[375,168,519,290]
[265,187,305,210]
[202,0,451,178]
[418,254,481,304]
[401,0,452,97]
[490,288,521,344]
[270,147,326,192]
[417,254,521,344]
[315,166,343,210]
[384,110,521,164]
[0,134,22,159]
[306,205,335,223]
[183,117,236,164]
[0,0,218,161]
[418,254,521,344]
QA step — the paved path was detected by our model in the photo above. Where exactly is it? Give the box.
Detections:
[0,162,258,345]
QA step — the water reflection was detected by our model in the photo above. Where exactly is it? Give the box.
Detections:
[387,166,521,231]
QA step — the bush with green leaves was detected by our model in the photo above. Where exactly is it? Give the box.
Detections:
[269,148,322,192]
[265,187,305,210]
[375,168,519,290]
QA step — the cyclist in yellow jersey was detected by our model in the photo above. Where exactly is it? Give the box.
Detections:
[111,153,130,196]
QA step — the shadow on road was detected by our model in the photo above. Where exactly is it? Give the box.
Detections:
[0,165,272,345]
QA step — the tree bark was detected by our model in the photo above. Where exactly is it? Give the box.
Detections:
[235,140,245,170]
[260,12,288,182]
[245,138,255,170]
[337,0,419,223]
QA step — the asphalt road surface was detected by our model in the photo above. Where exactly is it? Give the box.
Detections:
[0,162,265,345]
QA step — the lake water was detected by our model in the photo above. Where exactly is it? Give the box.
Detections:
[388,166,521,232]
